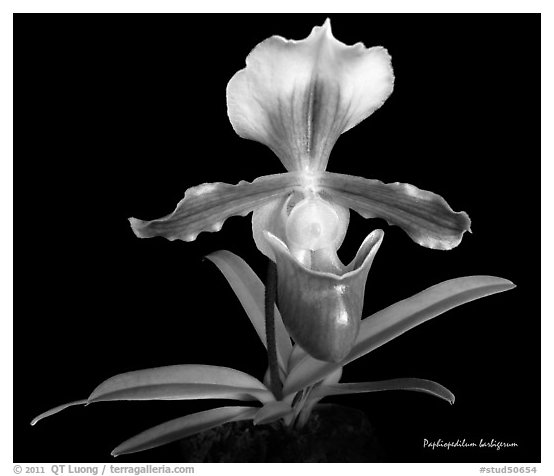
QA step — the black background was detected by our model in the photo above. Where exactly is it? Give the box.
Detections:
[15,14,539,462]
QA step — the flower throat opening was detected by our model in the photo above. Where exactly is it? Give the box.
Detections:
[285,197,340,251]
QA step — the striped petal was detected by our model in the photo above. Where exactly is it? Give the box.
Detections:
[226,19,394,172]
[319,172,471,250]
[129,172,303,242]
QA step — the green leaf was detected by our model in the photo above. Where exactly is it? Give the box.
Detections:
[284,276,515,395]
[31,399,88,426]
[287,344,308,372]
[206,250,292,370]
[88,364,273,403]
[295,367,343,428]
[262,365,287,388]
[253,401,293,425]
[112,406,258,456]
[311,378,455,404]
[31,365,273,425]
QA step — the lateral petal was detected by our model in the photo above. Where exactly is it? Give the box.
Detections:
[319,172,471,250]
[129,172,303,242]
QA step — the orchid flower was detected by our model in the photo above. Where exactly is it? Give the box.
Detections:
[31,21,512,459]
[129,20,470,362]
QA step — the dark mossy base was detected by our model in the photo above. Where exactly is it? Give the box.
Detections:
[179,404,383,462]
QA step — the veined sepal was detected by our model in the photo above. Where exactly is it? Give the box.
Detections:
[226,19,394,172]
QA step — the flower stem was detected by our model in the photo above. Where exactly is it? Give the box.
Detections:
[265,259,282,400]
